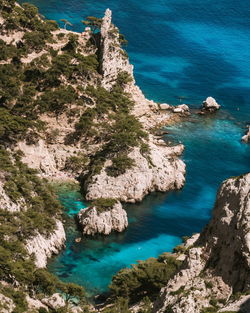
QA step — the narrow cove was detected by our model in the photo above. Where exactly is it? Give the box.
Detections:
[48,111,250,296]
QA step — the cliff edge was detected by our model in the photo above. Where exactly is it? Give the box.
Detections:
[154,173,250,313]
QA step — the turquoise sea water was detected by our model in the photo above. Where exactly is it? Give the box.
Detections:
[21,0,250,295]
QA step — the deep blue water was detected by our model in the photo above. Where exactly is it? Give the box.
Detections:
[21,0,250,295]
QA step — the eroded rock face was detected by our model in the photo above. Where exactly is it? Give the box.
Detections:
[154,173,250,313]
[85,140,185,203]
[202,96,221,112]
[25,220,66,268]
[100,9,134,90]
[78,201,128,235]
[200,173,250,292]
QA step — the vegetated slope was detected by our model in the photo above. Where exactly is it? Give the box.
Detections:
[0,1,185,312]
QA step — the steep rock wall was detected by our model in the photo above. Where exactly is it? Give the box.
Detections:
[85,140,185,203]
[25,220,66,268]
[100,9,134,90]
[154,173,250,313]
[78,201,128,235]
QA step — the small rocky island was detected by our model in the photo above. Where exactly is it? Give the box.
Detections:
[78,199,128,235]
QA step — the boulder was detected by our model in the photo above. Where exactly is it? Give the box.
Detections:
[78,201,128,236]
[173,104,190,114]
[159,103,171,110]
[202,96,220,112]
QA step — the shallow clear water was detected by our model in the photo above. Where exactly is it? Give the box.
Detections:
[21,0,250,295]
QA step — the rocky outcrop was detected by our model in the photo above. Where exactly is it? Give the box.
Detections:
[242,126,250,143]
[100,9,134,90]
[25,220,66,268]
[78,201,128,235]
[85,139,185,203]
[201,96,221,113]
[173,104,190,114]
[154,173,250,313]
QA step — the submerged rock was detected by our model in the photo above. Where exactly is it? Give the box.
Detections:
[241,126,250,143]
[201,96,221,113]
[78,201,128,236]
[154,173,250,313]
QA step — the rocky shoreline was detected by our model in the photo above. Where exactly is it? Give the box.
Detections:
[153,173,250,313]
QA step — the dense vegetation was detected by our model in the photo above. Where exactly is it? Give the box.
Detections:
[109,253,182,305]
[0,149,86,312]
[91,198,118,213]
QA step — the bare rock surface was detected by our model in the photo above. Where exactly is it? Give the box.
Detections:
[85,139,185,203]
[100,9,134,90]
[154,173,250,313]
[78,201,128,235]
[202,96,221,112]
[173,104,190,114]
[25,220,66,268]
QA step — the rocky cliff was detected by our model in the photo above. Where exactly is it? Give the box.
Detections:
[85,139,185,202]
[154,173,250,313]
[100,9,134,90]
[78,201,128,235]
[25,220,66,268]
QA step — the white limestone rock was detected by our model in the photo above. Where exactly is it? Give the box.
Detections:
[154,173,250,313]
[202,96,221,112]
[25,220,66,268]
[78,201,128,235]
[42,293,65,310]
[159,103,171,110]
[241,126,250,143]
[85,140,186,203]
[100,9,134,90]
[173,104,190,114]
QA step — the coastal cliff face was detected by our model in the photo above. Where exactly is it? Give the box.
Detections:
[0,172,65,269]
[85,140,185,202]
[78,201,128,235]
[25,220,66,268]
[100,9,134,90]
[154,173,250,313]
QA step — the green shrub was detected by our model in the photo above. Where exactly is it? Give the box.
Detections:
[106,154,135,177]
[109,255,182,304]
[91,198,117,213]
[65,153,89,173]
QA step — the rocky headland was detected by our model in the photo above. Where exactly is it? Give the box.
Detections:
[153,173,250,313]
